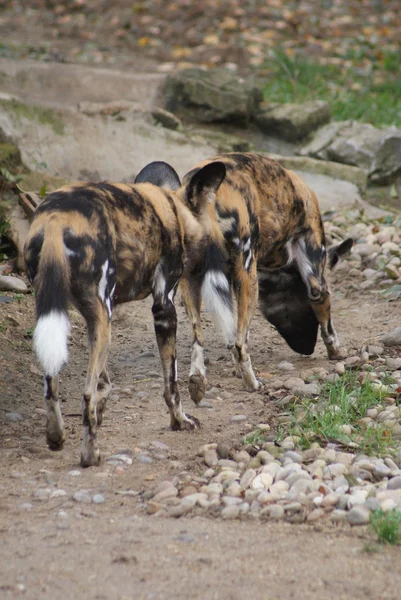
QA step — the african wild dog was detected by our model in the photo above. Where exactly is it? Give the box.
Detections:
[24,164,223,466]
[138,153,353,404]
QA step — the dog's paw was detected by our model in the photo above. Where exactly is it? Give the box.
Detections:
[188,374,207,405]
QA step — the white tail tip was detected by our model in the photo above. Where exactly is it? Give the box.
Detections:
[33,310,71,377]
[201,270,235,345]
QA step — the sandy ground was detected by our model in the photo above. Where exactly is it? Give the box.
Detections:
[1,274,401,599]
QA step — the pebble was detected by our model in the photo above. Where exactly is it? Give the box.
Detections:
[221,505,240,519]
[0,275,28,292]
[5,412,24,422]
[136,454,153,465]
[330,509,348,522]
[383,327,401,347]
[106,453,133,466]
[307,508,325,522]
[347,505,371,526]
[73,491,92,504]
[277,361,295,372]
[230,414,247,423]
[380,498,398,512]
[387,476,401,491]
[93,494,105,504]
[50,489,67,499]
[147,501,163,515]
[204,449,218,467]
[261,504,284,520]
[18,503,33,511]
[283,451,303,463]
[283,377,305,391]
[386,357,401,370]
[68,470,82,477]
[374,463,392,479]
[33,488,52,500]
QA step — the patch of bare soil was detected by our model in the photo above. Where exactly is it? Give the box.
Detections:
[1,270,401,599]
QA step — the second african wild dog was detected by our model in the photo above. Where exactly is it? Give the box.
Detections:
[24,163,224,466]
[138,153,353,404]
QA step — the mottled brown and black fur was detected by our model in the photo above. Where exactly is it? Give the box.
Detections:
[24,168,221,466]
[166,152,353,402]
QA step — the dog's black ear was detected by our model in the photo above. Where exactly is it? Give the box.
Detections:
[184,162,226,214]
[328,237,354,269]
[135,161,181,191]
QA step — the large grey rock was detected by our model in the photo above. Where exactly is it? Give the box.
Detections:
[161,68,262,125]
[301,120,401,184]
[268,153,368,193]
[254,100,331,141]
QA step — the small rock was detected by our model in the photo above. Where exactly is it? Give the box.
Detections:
[386,357,401,370]
[283,377,305,391]
[33,488,52,500]
[221,505,240,519]
[151,107,181,130]
[216,444,230,459]
[380,498,398,512]
[345,356,361,368]
[330,509,348,522]
[368,344,384,356]
[261,504,284,520]
[334,362,345,375]
[106,453,133,466]
[50,489,67,499]
[18,503,33,511]
[204,449,218,467]
[307,508,325,522]
[93,494,105,504]
[136,454,153,465]
[347,505,371,526]
[387,476,401,491]
[374,463,392,479]
[230,414,247,423]
[73,491,91,504]
[0,275,28,292]
[277,361,295,372]
[147,501,163,515]
[240,469,256,490]
[283,451,303,464]
[383,327,401,347]
[5,412,24,422]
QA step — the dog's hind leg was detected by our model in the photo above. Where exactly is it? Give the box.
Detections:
[153,263,200,430]
[231,260,261,391]
[180,276,207,405]
[79,297,111,467]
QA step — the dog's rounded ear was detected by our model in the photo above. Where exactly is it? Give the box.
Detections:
[135,161,181,191]
[185,162,226,213]
[328,237,354,269]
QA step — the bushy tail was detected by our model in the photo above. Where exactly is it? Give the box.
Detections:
[29,220,71,377]
[201,242,235,345]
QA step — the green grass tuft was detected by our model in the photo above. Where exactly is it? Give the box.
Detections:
[262,50,401,128]
[370,509,401,545]
[282,371,394,456]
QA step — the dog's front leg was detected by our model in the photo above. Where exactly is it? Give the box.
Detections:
[311,289,346,360]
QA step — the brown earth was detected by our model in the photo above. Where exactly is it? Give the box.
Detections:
[1,1,401,595]
[1,271,401,599]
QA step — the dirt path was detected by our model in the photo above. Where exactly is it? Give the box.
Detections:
[1,273,401,599]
